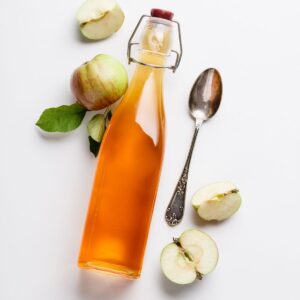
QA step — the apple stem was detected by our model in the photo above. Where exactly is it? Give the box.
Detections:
[104,106,110,114]
[196,271,203,280]
[173,237,181,247]
[104,106,112,122]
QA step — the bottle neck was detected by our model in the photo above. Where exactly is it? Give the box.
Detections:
[123,57,165,109]
[139,49,168,67]
[132,60,165,86]
[127,60,165,146]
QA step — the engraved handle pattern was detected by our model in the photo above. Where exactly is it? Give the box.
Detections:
[165,123,201,226]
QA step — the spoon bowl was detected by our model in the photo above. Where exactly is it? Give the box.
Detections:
[189,68,222,122]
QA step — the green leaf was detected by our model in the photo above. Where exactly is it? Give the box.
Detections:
[88,136,101,157]
[36,103,87,132]
[87,114,106,143]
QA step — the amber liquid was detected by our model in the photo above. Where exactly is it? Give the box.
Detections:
[78,52,166,278]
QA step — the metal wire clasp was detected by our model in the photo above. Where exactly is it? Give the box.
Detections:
[127,15,183,73]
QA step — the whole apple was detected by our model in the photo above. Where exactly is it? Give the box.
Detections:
[71,54,128,110]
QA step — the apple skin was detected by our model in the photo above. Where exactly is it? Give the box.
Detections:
[71,54,128,110]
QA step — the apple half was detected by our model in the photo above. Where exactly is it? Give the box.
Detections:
[77,0,124,40]
[192,181,242,221]
[160,229,218,284]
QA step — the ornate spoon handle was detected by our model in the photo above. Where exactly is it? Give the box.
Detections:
[165,121,202,226]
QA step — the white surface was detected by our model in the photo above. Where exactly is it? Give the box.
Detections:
[0,0,299,299]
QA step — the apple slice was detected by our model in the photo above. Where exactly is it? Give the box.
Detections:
[192,181,242,221]
[160,229,218,284]
[77,0,124,40]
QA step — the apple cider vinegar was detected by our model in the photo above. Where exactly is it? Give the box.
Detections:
[78,10,181,278]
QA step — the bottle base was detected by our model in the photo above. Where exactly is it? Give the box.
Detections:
[78,260,141,280]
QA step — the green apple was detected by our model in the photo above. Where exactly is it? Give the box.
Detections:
[77,0,124,40]
[160,229,219,284]
[71,54,128,110]
[192,181,242,221]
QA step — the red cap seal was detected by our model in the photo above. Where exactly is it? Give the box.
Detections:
[151,8,174,21]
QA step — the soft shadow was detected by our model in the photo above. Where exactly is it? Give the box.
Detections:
[78,270,134,300]
[190,207,234,228]
[36,127,73,141]
[158,271,203,296]
[190,208,227,227]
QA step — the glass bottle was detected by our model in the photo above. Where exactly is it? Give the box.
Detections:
[78,9,182,279]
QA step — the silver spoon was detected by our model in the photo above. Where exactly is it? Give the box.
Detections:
[165,68,223,226]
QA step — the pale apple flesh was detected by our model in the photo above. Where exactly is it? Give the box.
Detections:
[192,181,242,221]
[160,229,219,285]
[179,229,219,275]
[160,243,197,284]
[77,0,125,40]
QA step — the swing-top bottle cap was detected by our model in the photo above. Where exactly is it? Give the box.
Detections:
[127,9,182,72]
[151,9,174,21]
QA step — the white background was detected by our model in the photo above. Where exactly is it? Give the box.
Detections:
[0,0,299,299]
